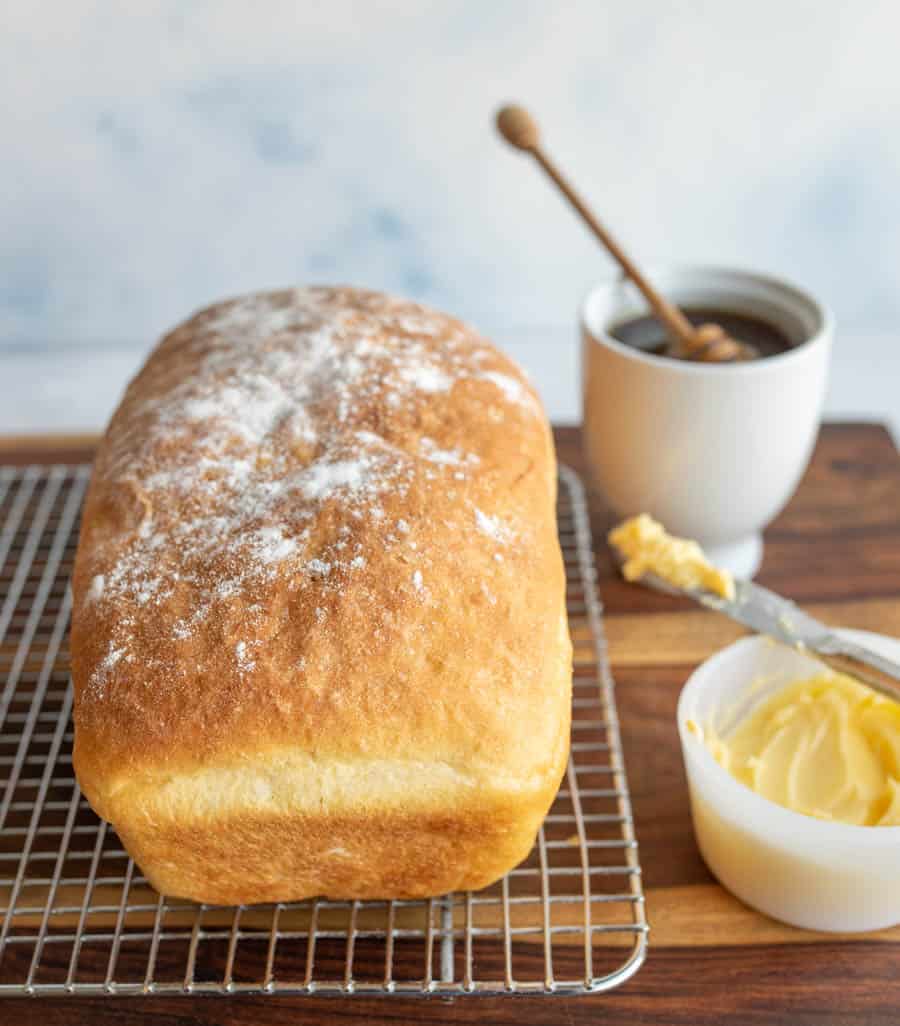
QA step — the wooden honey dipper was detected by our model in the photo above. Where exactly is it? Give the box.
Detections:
[495,104,758,363]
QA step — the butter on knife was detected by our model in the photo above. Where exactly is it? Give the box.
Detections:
[608,513,735,601]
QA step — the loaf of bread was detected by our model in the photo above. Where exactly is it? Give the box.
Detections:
[71,287,572,904]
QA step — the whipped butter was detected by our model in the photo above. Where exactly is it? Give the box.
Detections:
[694,672,900,827]
[608,513,734,600]
[679,635,900,931]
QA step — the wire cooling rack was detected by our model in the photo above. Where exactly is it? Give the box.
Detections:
[0,462,646,998]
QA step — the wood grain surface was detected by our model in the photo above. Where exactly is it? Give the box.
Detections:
[0,422,898,1025]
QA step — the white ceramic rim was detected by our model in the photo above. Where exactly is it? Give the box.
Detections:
[581,264,835,378]
[676,629,900,842]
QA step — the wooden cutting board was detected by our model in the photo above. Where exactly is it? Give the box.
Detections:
[1,422,899,1025]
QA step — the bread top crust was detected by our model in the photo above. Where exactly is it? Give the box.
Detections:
[71,287,570,817]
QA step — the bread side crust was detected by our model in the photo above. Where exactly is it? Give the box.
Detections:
[101,674,570,904]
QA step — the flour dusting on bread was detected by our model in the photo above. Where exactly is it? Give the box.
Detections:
[80,287,543,695]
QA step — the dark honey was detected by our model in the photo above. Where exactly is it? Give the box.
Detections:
[610,307,793,361]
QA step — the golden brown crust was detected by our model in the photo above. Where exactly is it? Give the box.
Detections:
[71,286,571,903]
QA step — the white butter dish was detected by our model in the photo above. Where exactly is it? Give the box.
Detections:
[677,631,900,932]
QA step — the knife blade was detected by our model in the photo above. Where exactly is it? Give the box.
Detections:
[644,572,900,702]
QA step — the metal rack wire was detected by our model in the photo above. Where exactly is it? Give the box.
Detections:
[0,462,646,997]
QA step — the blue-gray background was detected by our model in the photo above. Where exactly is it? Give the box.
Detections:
[3,1,898,431]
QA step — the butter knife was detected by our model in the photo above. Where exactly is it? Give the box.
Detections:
[638,571,900,703]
